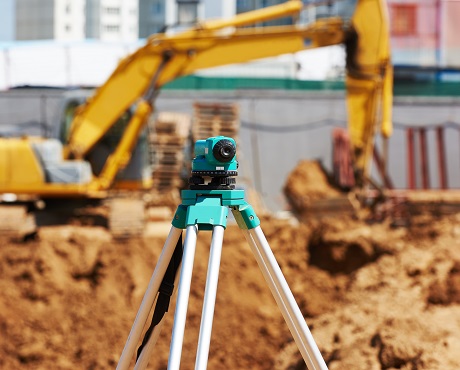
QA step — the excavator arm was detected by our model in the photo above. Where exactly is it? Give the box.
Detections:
[65,0,392,191]
[346,0,393,185]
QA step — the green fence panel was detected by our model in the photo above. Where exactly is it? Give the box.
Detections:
[163,76,460,96]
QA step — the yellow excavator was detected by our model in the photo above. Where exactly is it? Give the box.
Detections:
[0,0,392,236]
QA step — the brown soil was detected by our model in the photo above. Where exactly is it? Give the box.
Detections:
[283,160,341,214]
[1,160,460,369]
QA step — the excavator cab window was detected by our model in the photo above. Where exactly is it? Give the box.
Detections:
[60,100,81,143]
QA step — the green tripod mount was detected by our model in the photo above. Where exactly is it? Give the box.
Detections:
[172,189,259,231]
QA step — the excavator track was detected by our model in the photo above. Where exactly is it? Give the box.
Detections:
[108,198,146,239]
[0,205,36,240]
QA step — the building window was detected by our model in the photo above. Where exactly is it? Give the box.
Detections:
[104,25,120,32]
[390,4,417,36]
[65,4,71,14]
[104,7,120,15]
[237,0,254,12]
[65,24,71,32]
[177,0,199,25]
[151,1,163,15]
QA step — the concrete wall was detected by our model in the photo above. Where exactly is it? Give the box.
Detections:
[1,88,459,212]
[154,91,460,211]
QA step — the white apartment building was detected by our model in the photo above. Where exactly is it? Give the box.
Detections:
[0,0,138,42]
[15,0,85,41]
[86,0,138,41]
[139,0,236,38]
[0,0,15,40]
[3,0,238,41]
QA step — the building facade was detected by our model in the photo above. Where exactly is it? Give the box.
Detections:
[86,0,138,41]
[0,0,137,42]
[388,0,460,75]
[14,0,86,41]
[0,0,16,41]
[138,0,235,39]
[139,0,167,36]
[237,0,292,26]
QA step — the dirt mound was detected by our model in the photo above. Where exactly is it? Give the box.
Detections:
[284,160,342,214]
[278,214,460,369]
[1,208,460,369]
[0,220,312,370]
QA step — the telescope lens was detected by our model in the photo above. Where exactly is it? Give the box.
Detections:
[212,139,236,163]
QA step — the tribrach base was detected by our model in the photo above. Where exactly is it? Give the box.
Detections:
[117,189,328,370]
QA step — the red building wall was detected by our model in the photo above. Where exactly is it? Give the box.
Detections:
[387,0,460,68]
[442,1,460,66]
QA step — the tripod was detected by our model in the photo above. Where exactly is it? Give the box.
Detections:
[116,187,328,370]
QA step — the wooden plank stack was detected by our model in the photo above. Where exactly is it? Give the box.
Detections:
[149,103,240,194]
[192,102,240,142]
[149,112,191,192]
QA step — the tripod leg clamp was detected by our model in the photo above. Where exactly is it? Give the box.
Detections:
[171,199,229,230]
[231,204,260,229]
[172,205,188,229]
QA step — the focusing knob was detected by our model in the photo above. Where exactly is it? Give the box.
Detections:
[212,139,236,163]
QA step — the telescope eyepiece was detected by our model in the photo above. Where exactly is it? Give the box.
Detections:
[212,139,236,163]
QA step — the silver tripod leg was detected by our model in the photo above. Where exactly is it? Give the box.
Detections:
[117,226,182,370]
[133,302,166,370]
[135,260,182,370]
[195,225,225,370]
[168,224,199,370]
[167,225,225,370]
[242,226,329,370]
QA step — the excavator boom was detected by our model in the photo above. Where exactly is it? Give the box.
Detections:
[66,1,345,160]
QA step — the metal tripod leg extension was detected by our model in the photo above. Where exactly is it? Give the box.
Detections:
[116,135,327,369]
[116,225,182,370]
[232,199,328,370]
[166,191,229,370]
[168,223,225,370]
[116,188,328,370]
[242,226,327,370]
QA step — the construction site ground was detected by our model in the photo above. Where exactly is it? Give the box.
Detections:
[2,161,460,369]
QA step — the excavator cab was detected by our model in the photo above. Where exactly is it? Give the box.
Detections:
[56,92,152,190]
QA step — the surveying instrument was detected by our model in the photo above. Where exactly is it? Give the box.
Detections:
[116,136,328,370]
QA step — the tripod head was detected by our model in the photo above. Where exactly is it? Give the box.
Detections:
[189,136,238,190]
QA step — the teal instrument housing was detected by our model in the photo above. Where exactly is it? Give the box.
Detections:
[173,136,260,230]
[192,136,238,172]
[172,189,260,231]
